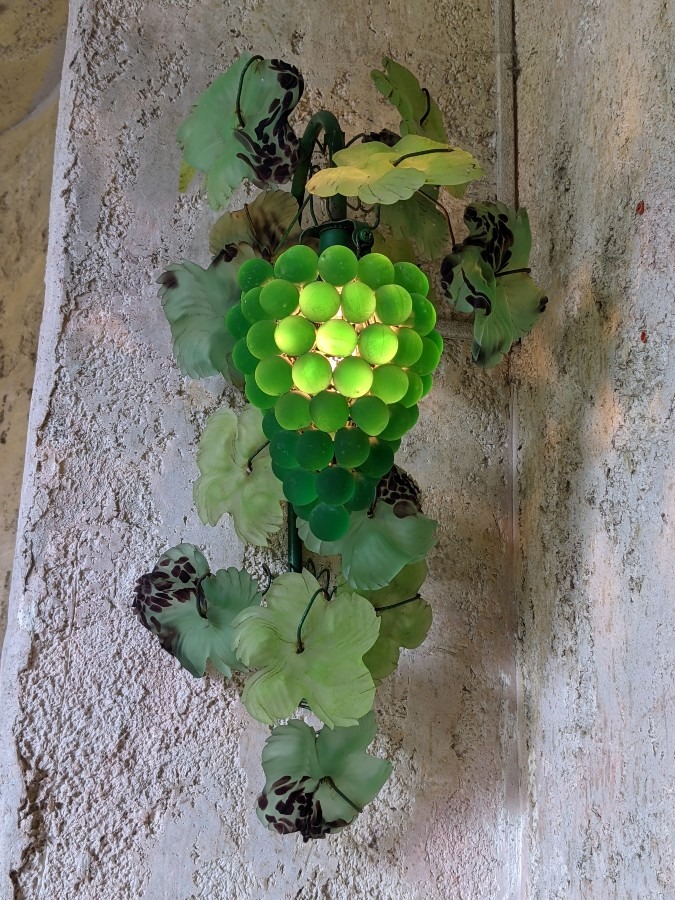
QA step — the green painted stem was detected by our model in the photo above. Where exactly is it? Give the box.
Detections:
[288,504,302,573]
[291,110,346,221]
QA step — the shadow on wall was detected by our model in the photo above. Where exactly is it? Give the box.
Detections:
[0,1,68,638]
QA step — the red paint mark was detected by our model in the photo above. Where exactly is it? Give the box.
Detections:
[640,331,648,343]
[636,200,645,215]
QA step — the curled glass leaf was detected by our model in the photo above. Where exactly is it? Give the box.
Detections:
[298,501,437,591]
[209,189,300,258]
[157,247,255,382]
[256,712,392,840]
[232,570,379,728]
[379,187,449,260]
[132,544,261,677]
[194,405,284,546]
[178,55,304,210]
[371,56,446,142]
[306,135,483,205]
[441,202,548,367]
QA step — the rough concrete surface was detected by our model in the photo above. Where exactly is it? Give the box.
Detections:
[514,0,674,896]
[0,1,68,636]
[0,1,521,898]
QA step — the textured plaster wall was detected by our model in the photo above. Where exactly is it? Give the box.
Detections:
[514,0,674,896]
[0,1,521,899]
[0,1,68,634]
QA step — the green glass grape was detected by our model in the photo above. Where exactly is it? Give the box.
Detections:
[349,396,390,436]
[393,261,429,297]
[316,466,355,505]
[255,356,293,396]
[420,373,433,398]
[269,430,300,469]
[246,319,279,359]
[283,468,319,506]
[332,356,374,398]
[410,334,443,376]
[274,316,316,356]
[310,391,349,432]
[299,281,341,321]
[426,329,444,352]
[399,369,424,407]
[357,324,399,365]
[370,365,409,404]
[392,327,423,367]
[357,439,395,479]
[375,283,413,325]
[245,375,276,409]
[318,245,359,286]
[379,402,419,440]
[315,320,358,357]
[357,253,395,290]
[309,502,351,541]
[238,258,275,292]
[293,498,319,519]
[225,304,250,340]
[240,286,268,324]
[262,408,284,441]
[274,392,312,431]
[405,293,437,335]
[345,472,378,511]
[292,352,333,394]
[333,426,371,468]
[339,281,377,323]
[295,429,334,470]
[259,279,300,318]
[231,338,259,375]
[274,245,319,283]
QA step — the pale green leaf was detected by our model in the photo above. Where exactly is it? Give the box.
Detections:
[132,545,261,677]
[194,406,284,546]
[178,159,197,193]
[379,187,449,260]
[232,570,379,728]
[298,501,437,591]
[371,57,446,142]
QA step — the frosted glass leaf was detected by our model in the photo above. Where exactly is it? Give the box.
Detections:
[298,501,437,591]
[209,190,300,258]
[177,55,303,210]
[194,406,284,546]
[157,247,254,381]
[380,187,449,260]
[461,201,532,273]
[132,545,261,677]
[256,712,392,839]
[178,159,197,193]
[232,570,379,728]
[307,135,482,204]
[371,56,446,142]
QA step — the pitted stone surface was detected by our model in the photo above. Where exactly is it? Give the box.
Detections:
[0,1,519,899]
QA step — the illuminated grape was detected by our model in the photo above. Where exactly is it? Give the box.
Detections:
[238,258,274,292]
[345,472,378,511]
[375,284,413,325]
[379,402,419,440]
[370,365,409,404]
[310,391,349,432]
[357,439,395,479]
[240,286,268,324]
[246,319,278,359]
[318,245,359,286]
[274,392,312,431]
[231,338,259,375]
[316,466,355,505]
[358,253,395,290]
[299,281,341,321]
[255,356,293,395]
[225,304,250,340]
[405,293,437,335]
[274,316,316,356]
[292,353,333,394]
[269,430,300,469]
[399,370,424,407]
[245,375,276,409]
[282,469,318,506]
[339,281,376,323]
[259,279,300,318]
[333,426,370,468]
[274,245,319,283]
[410,334,443,376]
[332,356,373,398]
[295,429,334,470]
[309,502,351,541]
[357,324,398,365]
[315,320,358,357]
[349,396,390,436]
[392,328,423,367]
[393,261,429,297]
